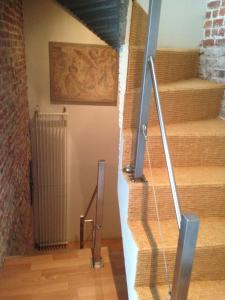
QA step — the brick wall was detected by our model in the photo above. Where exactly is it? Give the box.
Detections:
[0,0,33,265]
[200,0,225,118]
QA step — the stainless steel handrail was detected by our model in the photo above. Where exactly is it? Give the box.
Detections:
[82,186,97,220]
[142,57,200,298]
[79,160,105,268]
[147,55,199,299]
[148,56,182,228]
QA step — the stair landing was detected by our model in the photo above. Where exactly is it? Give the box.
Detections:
[0,247,120,300]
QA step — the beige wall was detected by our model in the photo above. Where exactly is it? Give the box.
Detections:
[23,0,121,241]
[138,0,207,48]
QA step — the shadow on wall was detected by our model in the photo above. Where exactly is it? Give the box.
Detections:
[69,108,121,241]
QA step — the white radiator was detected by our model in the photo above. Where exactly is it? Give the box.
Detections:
[33,112,68,248]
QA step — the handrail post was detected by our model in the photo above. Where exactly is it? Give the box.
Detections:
[92,160,105,268]
[171,214,199,300]
[80,215,85,249]
[134,0,162,179]
[79,186,97,249]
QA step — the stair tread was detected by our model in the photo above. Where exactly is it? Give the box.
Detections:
[130,46,199,53]
[136,280,225,300]
[143,166,225,186]
[159,78,225,92]
[124,118,225,136]
[150,118,225,136]
[126,78,224,95]
[129,217,225,250]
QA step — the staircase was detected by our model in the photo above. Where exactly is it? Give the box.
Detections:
[56,0,129,49]
[119,1,225,299]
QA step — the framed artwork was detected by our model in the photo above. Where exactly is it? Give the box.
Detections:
[49,42,118,105]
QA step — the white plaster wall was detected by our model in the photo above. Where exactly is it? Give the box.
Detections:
[23,0,121,241]
[118,170,138,300]
[138,0,207,48]
[117,2,139,299]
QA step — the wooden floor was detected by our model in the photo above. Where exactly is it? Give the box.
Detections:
[0,239,128,300]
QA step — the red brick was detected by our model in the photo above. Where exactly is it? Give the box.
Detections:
[204,20,212,28]
[203,39,215,47]
[212,28,218,36]
[215,38,225,45]
[218,27,225,36]
[0,0,32,266]
[0,30,9,38]
[205,29,211,37]
[208,1,221,9]
[213,18,224,27]
[213,10,219,17]
[206,11,211,19]
[220,7,225,16]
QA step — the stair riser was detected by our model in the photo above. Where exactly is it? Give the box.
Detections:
[126,48,199,91]
[123,134,225,168]
[136,281,225,300]
[148,136,225,167]
[123,88,223,129]
[135,247,225,286]
[128,185,225,220]
[129,1,147,47]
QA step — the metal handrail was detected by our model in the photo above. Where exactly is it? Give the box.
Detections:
[148,56,182,228]
[82,186,97,220]
[148,56,199,299]
[80,160,105,268]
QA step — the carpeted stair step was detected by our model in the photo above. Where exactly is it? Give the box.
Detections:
[129,217,225,287]
[123,79,224,129]
[123,118,225,168]
[136,280,225,300]
[128,1,199,89]
[126,47,199,91]
[126,166,225,221]
[129,1,148,47]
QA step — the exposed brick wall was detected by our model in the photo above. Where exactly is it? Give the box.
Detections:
[200,0,225,118]
[0,0,33,265]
